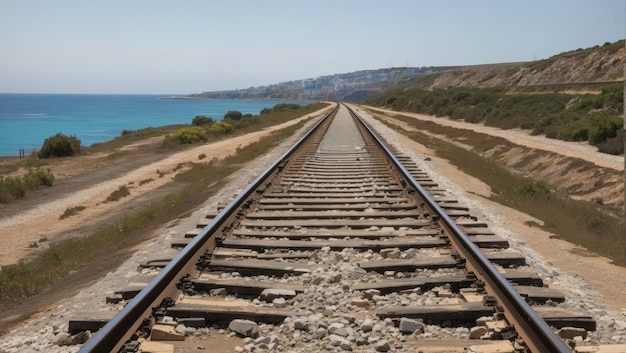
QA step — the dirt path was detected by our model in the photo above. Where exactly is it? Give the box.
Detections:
[363,105,624,171]
[0,109,327,267]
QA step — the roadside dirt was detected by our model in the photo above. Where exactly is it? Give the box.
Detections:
[0,111,324,267]
[354,105,626,313]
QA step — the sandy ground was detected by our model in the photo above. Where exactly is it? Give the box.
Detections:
[0,109,328,267]
[353,105,626,313]
[363,105,624,171]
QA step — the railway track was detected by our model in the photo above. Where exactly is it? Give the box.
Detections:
[72,104,600,352]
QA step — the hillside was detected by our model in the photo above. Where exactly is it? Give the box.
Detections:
[188,40,624,102]
[408,40,624,89]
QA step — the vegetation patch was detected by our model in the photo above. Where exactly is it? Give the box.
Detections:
[375,113,625,264]
[0,107,315,313]
[38,133,82,158]
[106,185,131,202]
[138,178,154,186]
[0,168,55,203]
[365,83,623,154]
[59,206,86,220]
[159,102,325,150]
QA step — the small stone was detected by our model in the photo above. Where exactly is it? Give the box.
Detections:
[342,314,356,323]
[380,248,400,259]
[53,332,72,346]
[329,323,350,337]
[375,340,391,352]
[364,289,381,300]
[210,288,228,296]
[329,334,344,346]
[323,306,337,316]
[557,327,587,340]
[260,289,297,302]
[228,319,259,338]
[351,298,369,307]
[399,318,424,334]
[330,273,343,283]
[273,297,288,308]
[436,289,454,298]
[339,340,352,351]
[360,319,374,333]
[469,326,488,339]
[314,327,327,338]
[294,319,309,331]
[160,316,177,325]
[151,324,185,341]
[255,335,277,345]
[328,322,345,332]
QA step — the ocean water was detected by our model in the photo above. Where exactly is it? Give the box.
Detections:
[0,94,305,156]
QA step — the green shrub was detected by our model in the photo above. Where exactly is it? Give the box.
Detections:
[223,110,243,120]
[106,185,130,202]
[22,168,54,189]
[514,181,551,198]
[0,176,26,203]
[172,126,208,144]
[208,121,233,134]
[59,206,86,220]
[0,168,54,203]
[588,113,622,145]
[192,115,214,126]
[138,178,154,186]
[38,133,81,158]
[271,103,301,112]
[596,131,624,155]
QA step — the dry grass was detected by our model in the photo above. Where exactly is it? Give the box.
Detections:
[377,113,626,264]
[0,108,315,312]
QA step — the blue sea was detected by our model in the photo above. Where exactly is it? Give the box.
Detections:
[0,94,305,156]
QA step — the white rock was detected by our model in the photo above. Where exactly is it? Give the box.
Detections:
[228,319,259,338]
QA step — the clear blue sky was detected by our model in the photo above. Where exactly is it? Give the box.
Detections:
[1,0,624,94]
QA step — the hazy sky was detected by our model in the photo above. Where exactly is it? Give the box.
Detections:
[1,0,624,94]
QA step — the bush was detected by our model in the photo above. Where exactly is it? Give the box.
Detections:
[515,181,551,198]
[0,168,54,203]
[366,83,624,152]
[596,131,624,155]
[192,115,214,126]
[223,110,243,120]
[0,176,26,203]
[588,113,621,145]
[271,103,301,112]
[23,168,55,189]
[208,121,234,134]
[59,206,86,219]
[172,127,208,144]
[38,133,81,158]
[106,185,130,202]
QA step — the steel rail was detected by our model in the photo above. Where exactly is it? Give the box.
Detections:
[345,104,571,353]
[79,104,339,353]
